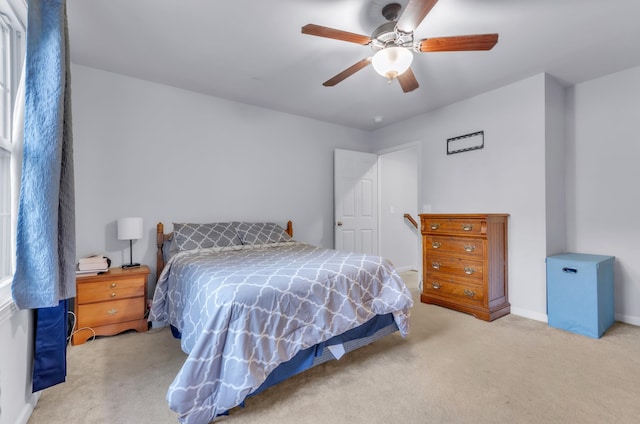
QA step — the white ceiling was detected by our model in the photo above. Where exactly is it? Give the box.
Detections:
[66,0,640,131]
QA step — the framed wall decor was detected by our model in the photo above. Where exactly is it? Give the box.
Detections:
[447,131,484,155]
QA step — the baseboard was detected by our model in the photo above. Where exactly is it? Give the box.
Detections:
[615,313,640,327]
[510,307,548,323]
[150,320,169,329]
[511,308,640,327]
[395,266,418,273]
[14,392,40,424]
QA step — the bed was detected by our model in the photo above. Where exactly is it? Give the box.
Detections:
[149,220,413,424]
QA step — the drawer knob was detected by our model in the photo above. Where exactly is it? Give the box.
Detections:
[431,241,441,249]
[430,223,440,230]
[464,289,476,298]
[464,267,475,275]
[463,244,476,252]
[431,281,441,289]
[111,283,117,288]
[110,292,117,298]
[107,308,119,316]
[462,224,473,231]
[431,262,440,270]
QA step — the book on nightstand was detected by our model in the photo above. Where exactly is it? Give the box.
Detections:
[75,267,108,276]
[76,255,110,275]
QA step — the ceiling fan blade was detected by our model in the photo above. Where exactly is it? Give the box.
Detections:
[396,0,439,33]
[323,58,372,87]
[397,67,419,93]
[302,24,371,45]
[418,33,499,52]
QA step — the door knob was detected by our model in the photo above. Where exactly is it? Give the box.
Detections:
[337,221,343,226]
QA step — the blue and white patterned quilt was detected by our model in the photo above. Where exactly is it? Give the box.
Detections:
[149,242,413,424]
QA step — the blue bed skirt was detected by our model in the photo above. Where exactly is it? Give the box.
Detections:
[251,312,396,396]
[169,312,396,398]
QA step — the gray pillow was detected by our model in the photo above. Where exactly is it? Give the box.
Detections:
[236,222,292,245]
[162,234,177,263]
[173,222,242,251]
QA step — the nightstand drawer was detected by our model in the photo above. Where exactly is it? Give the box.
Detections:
[77,276,145,304]
[77,297,145,328]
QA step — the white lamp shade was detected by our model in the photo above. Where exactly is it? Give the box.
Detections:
[372,47,413,80]
[117,217,143,240]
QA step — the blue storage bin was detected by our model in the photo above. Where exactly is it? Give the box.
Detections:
[546,253,615,338]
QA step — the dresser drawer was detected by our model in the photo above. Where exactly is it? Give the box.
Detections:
[426,256,484,282]
[423,217,485,236]
[424,236,484,259]
[77,297,145,328]
[77,276,145,304]
[423,277,485,307]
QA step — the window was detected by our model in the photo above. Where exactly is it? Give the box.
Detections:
[0,0,25,308]
[1,147,10,280]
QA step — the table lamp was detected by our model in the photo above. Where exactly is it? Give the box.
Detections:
[117,217,143,268]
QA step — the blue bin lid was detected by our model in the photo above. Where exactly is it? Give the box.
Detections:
[546,252,615,263]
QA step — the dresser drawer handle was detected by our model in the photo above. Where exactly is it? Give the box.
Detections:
[431,282,441,289]
[431,262,440,270]
[463,289,476,298]
[110,292,117,298]
[430,223,440,230]
[431,241,441,249]
[462,224,473,231]
[463,244,476,252]
[464,267,475,275]
[107,308,119,316]
[110,283,117,288]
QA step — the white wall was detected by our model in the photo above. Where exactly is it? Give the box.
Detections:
[545,75,567,256]
[378,145,419,272]
[566,65,640,325]
[71,64,371,285]
[0,307,37,424]
[372,74,551,321]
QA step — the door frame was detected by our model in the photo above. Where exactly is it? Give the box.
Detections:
[376,141,422,275]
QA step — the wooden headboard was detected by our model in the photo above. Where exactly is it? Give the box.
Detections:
[156,221,293,280]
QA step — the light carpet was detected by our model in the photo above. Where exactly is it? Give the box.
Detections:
[28,271,640,423]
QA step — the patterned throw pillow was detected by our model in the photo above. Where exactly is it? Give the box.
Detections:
[236,222,292,245]
[173,222,242,251]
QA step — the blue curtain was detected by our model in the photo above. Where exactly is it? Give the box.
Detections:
[12,0,75,391]
[32,299,69,392]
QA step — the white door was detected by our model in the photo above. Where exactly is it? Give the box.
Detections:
[334,149,378,254]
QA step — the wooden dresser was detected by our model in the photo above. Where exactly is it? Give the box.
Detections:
[72,265,149,345]
[419,214,509,321]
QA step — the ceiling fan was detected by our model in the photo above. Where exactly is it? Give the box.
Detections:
[301,0,498,93]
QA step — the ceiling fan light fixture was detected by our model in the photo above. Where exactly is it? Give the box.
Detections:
[371,46,413,80]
